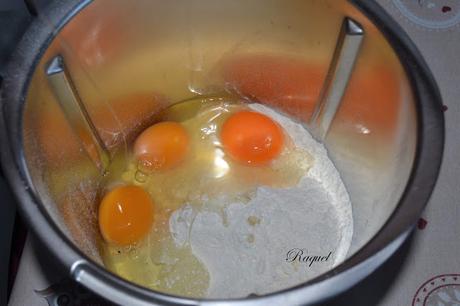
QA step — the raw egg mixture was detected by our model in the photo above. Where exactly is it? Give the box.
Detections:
[99,96,353,298]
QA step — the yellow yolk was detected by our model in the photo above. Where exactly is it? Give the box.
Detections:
[220,110,284,165]
[134,121,189,171]
[99,185,154,246]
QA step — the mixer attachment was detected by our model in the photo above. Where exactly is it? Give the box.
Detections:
[46,55,110,172]
[310,17,364,141]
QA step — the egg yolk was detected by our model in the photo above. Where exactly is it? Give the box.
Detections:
[134,121,189,171]
[221,111,284,165]
[99,185,154,246]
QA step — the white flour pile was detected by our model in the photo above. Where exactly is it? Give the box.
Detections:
[169,103,353,298]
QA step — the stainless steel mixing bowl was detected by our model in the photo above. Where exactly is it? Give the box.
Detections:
[0,0,444,305]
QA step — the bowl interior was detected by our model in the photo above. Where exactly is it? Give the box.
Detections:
[21,0,416,297]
